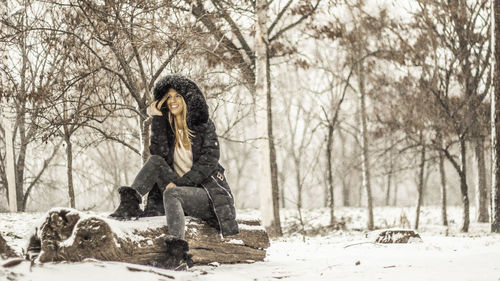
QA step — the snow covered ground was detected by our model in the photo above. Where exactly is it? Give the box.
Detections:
[1,206,500,281]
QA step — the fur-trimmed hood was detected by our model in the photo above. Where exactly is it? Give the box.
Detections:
[152,74,209,127]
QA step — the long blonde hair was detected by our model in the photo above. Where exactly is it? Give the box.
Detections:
[156,92,194,149]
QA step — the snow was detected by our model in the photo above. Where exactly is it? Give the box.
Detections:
[1,206,500,281]
[224,239,244,245]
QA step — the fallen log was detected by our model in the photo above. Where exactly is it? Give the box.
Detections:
[0,232,18,258]
[375,229,423,243]
[35,208,269,267]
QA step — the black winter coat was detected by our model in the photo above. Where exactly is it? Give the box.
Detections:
[150,74,239,237]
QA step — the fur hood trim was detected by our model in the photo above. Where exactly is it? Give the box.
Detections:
[152,74,209,127]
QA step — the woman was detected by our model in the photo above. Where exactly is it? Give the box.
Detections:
[110,74,238,268]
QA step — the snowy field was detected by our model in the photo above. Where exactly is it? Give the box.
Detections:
[1,206,500,281]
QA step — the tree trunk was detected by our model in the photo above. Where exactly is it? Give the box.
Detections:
[385,141,394,206]
[266,47,282,237]
[295,159,302,213]
[492,0,500,233]
[326,124,335,225]
[293,157,305,232]
[393,183,398,206]
[414,138,426,230]
[66,136,76,208]
[14,10,28,212]
[255,0,281,237]
[459,138,470,232]
[139,109,152,164]
[2,111,17,212]
[472,136,489,222]
[342,179,350,207]
[340,130,350,207]
[36,208,269,266]
[15,110,27,212]
[357,62,374,230]
[280,183,285,209]
[385,170,392,206]
[439,149,448,226]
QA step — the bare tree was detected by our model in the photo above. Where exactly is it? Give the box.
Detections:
[0,1,63,211]
[179,0,321,236]
[281,78,322,231]
[492,0,500,232]
[394,0,492,232]
[50,0,191,163]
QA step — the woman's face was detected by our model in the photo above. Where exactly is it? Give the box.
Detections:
[166,88,184,116]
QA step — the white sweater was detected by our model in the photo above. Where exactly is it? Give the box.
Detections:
[173,137,193,177]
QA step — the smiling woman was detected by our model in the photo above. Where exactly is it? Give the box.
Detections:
[155,88,194,152]
[108,74,238,270]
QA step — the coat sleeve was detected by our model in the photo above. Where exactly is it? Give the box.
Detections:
[149,115,170,160]
[172,120,220,187]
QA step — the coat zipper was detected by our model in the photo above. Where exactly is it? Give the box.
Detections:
[201,184,224,238]
[211,175,233,199]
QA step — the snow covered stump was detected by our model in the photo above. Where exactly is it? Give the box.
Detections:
[34,208,269,267]
[375,229,423,243]
[0,232,18,258]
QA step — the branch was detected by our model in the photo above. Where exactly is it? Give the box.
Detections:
[83,124,140,155]
[269,0,321,42]
[22,141,62,210]
[268,0,293,35]
[211,0,254,66]
[189,0,255,85]
[149,42,184,91]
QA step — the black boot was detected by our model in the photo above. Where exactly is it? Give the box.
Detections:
[163,236,193,270]
[141,184,165,217]
[109,186,143,220]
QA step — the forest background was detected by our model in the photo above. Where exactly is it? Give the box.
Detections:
[0,0,499,235]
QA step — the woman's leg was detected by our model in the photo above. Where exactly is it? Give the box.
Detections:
[131,155,178,196]
[163,186,214,239]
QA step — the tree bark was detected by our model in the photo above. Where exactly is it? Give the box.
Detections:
[459,138,470,232]
[472,136,489,222]
[385,161,393,206]
[65,136,75,208]
[255,0,281,237]
[342,178,350,207]
[15,111,28,212]
[15,9,28,212]
[414,137,426,230]
[2,110,17,212]
[326,124,335,225]
[339,130,350,207]
[295,159,302,212]
[357,62,374,230]
[492,0,500,233]
[36,209,269,266]
[393,183,398,206]
[438,149,448,226]
[266,47,282,237]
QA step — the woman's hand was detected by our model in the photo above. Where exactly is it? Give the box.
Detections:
[166,182,177,189]
[148,101,163,116]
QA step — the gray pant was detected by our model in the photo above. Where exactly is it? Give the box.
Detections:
[131,155,214,239]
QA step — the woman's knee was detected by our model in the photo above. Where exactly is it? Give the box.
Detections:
[163,187,181,200]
